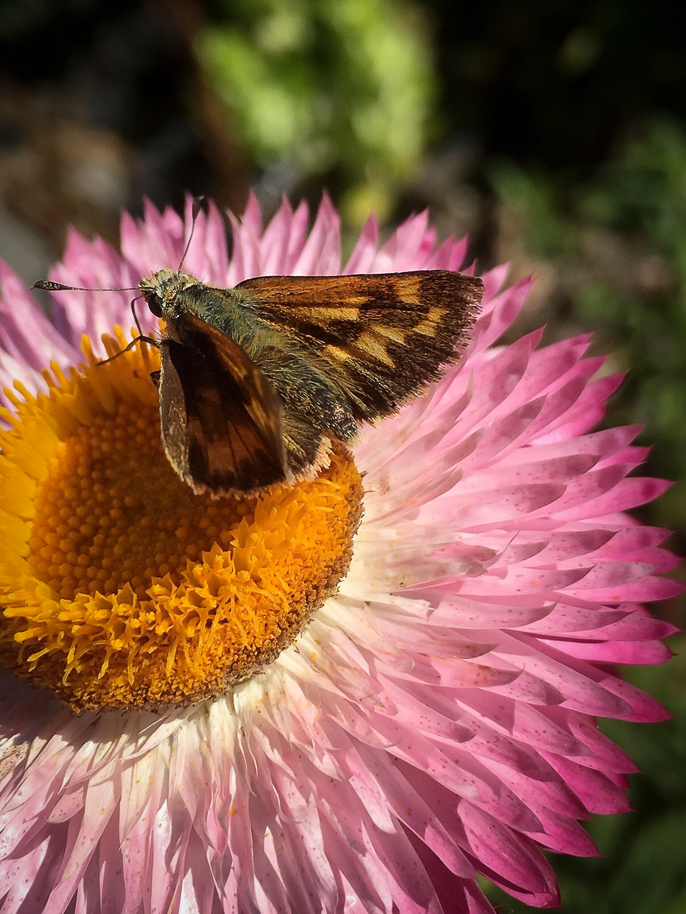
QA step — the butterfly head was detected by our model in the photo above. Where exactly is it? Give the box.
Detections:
[139,268,200,320]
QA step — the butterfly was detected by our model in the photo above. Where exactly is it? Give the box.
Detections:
[37,268,484,495]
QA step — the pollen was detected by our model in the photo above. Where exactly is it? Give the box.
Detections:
[0,332,363,711]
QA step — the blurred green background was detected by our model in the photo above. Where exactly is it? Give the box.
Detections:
[0,1,684,911]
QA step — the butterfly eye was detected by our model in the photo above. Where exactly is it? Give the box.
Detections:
[146,293,164,318]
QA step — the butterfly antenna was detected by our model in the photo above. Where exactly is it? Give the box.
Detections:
[32,281,139,293]
[177,196,206,274]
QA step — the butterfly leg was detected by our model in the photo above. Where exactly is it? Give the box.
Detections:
[97,334,159,366]
[130,295,147,339]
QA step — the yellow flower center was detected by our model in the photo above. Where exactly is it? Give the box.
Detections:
[0,331,363,711]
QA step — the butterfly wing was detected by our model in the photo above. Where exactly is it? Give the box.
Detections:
[235,270,483,422]
[159,312,289,494]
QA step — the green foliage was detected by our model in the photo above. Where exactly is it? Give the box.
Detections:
[198,0,436,222]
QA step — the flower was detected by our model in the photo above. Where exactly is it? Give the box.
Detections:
[0,195,679,914]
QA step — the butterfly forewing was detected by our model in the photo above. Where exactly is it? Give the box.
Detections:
[159,313,289,494]
[235,270,483,422]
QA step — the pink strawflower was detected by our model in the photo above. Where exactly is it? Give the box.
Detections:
[0,196,679,913]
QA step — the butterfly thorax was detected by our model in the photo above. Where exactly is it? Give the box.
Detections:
[139,269,258,344]
[139,269,212,321]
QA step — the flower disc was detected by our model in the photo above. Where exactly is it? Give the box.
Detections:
[0,333,363,710]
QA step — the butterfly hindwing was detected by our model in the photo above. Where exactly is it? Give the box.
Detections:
[158,313,289,494]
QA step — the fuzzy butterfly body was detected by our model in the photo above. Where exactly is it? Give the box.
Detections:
[136,267,483,495]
